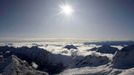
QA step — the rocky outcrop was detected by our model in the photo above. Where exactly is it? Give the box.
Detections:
[0,46,66,74]
[97,45,119,54]
[64,45,77,50]
[0,46,50,68]
[112,44,134,69]
[0,55,48,75]
[75,54,110,67]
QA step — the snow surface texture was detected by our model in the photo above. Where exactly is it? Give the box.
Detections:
[0,46,69,74]
[75,53,110,67]
[0,55,48,75]
[0,41,133,75]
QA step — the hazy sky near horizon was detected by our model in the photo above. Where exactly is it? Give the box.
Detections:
[0,0,134,40]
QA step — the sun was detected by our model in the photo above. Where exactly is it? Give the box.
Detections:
[59,4,74,16]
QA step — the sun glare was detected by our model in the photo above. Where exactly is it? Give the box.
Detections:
[60,4,74,16]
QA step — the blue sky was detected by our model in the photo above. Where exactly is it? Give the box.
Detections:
[0,0,134,40]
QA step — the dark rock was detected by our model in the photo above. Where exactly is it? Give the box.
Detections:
[64,45,77,50]
[76,54,110,67]
[97,45,119,54]
[112,44,134,69]
[0,46,67,74]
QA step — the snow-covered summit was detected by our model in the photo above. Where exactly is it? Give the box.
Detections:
[0,55,48,75]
